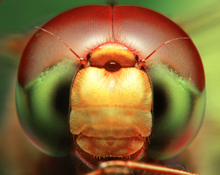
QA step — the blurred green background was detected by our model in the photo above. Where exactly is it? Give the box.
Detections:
[0,0,220,175]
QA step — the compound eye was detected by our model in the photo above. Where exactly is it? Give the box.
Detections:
[104,61,121,72]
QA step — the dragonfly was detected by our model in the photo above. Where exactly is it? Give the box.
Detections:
[15,4,205,175]
[0,1,219,175]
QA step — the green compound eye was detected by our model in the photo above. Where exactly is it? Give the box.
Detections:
[16,60,77,156]
[16,5,205,167]
[148,63,205,159]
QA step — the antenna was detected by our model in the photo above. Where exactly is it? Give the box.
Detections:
[35,26,88,65]
[137,37,190,68]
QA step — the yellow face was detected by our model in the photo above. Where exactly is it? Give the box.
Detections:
[69,43,153,166]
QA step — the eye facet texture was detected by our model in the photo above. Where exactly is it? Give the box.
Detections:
[16,5,205,160]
